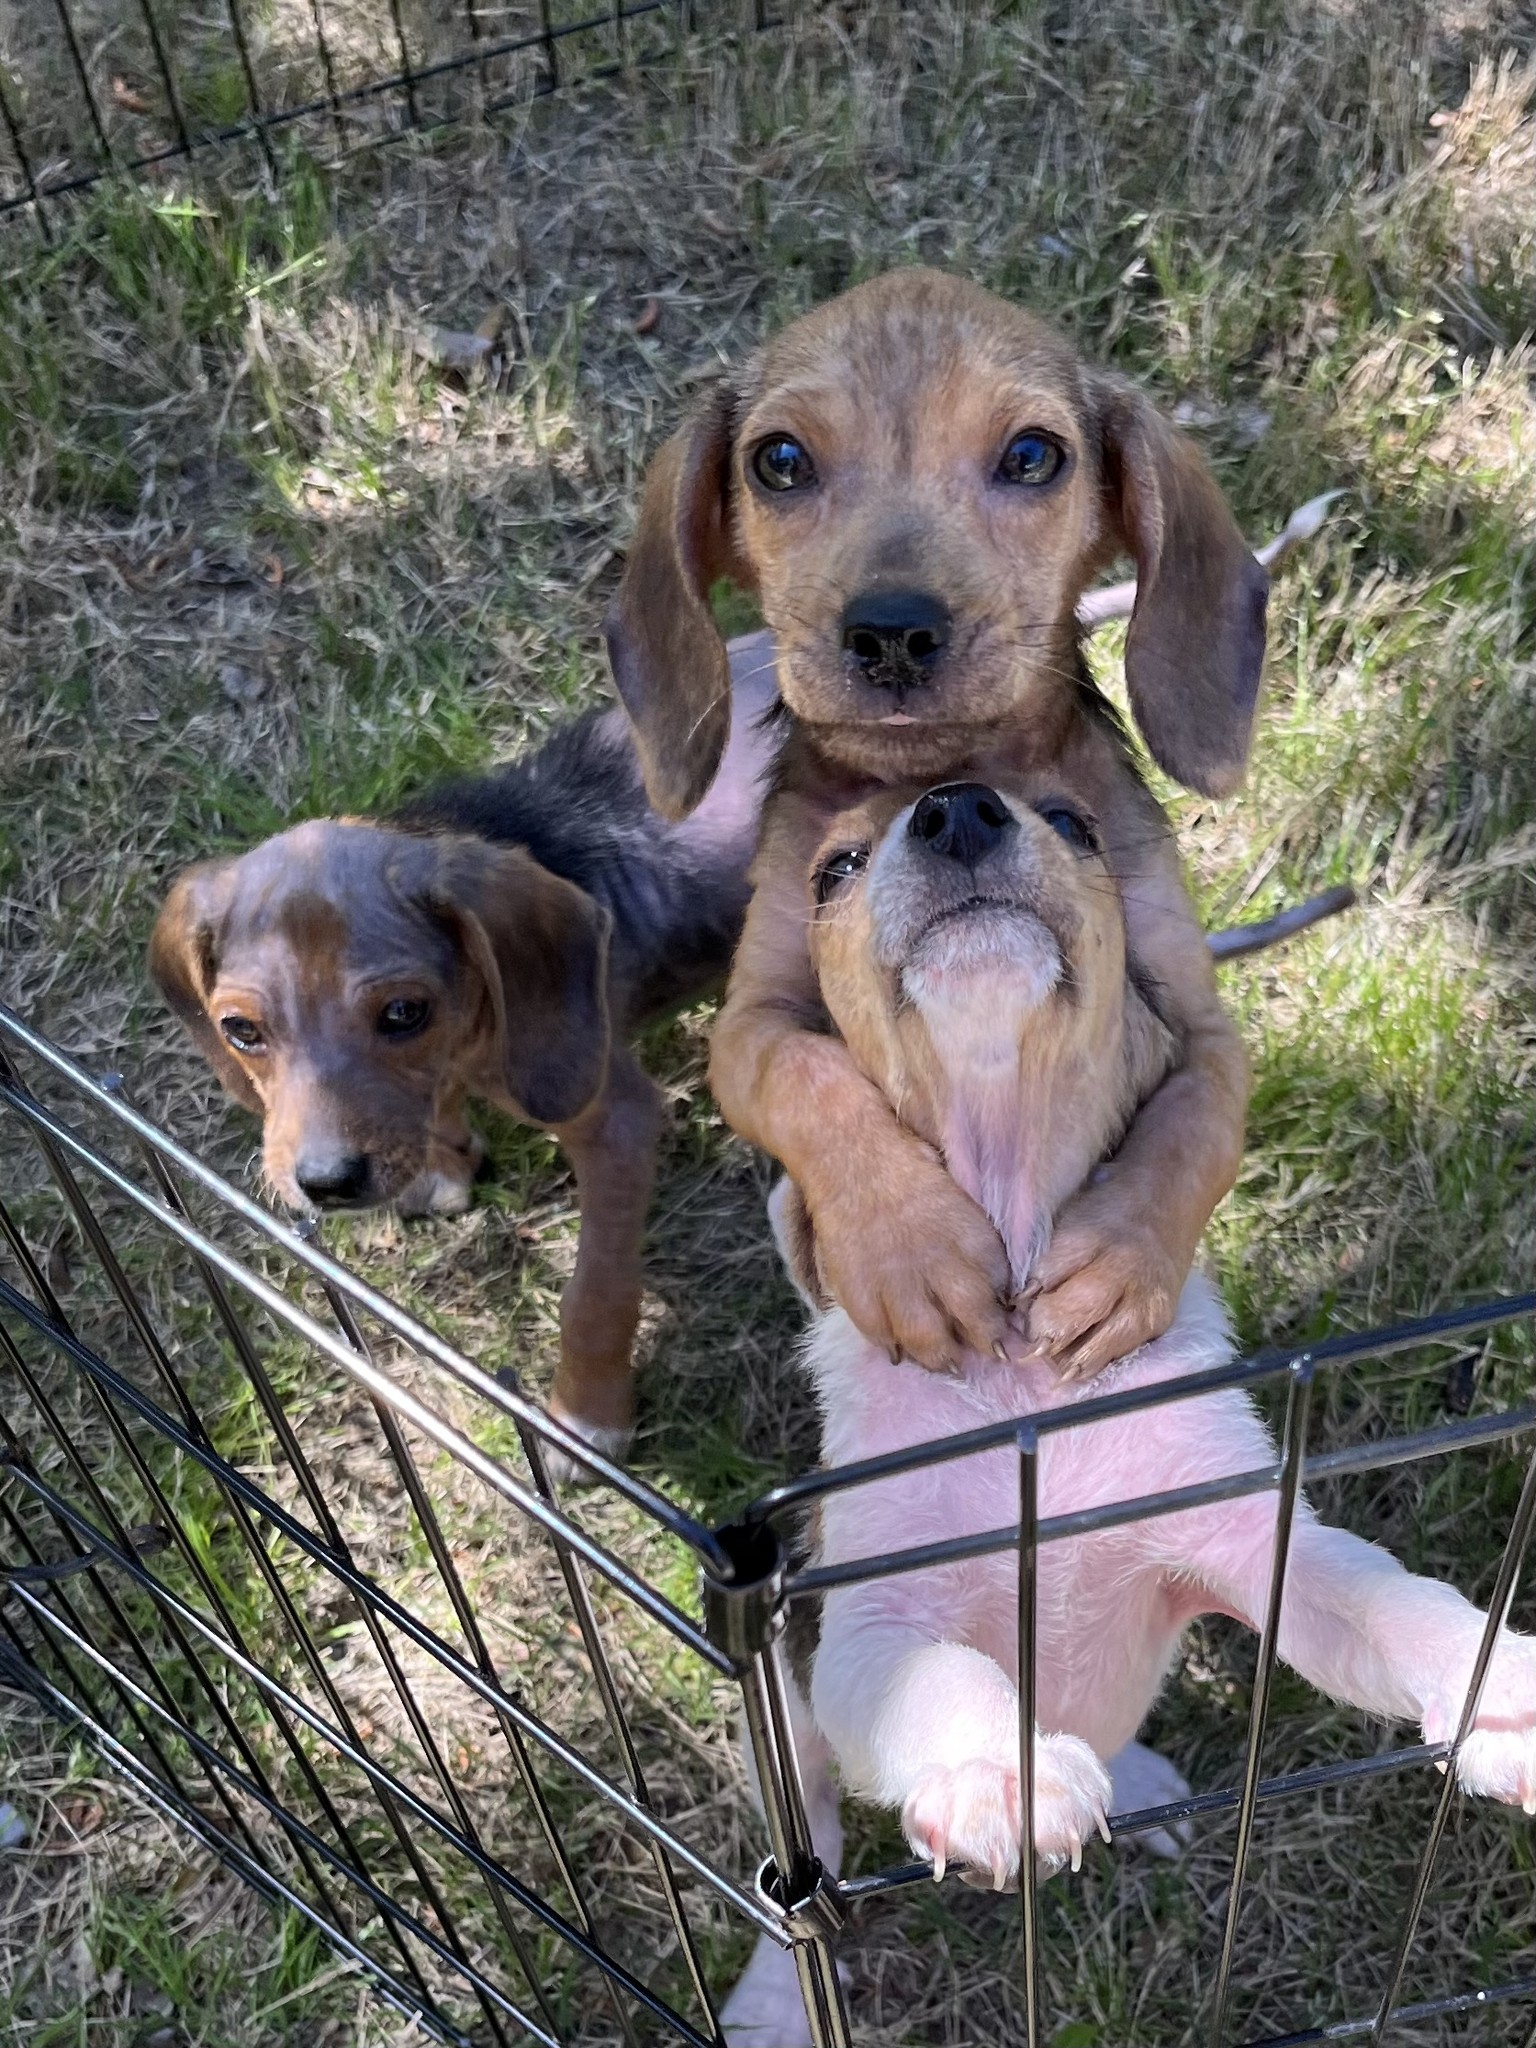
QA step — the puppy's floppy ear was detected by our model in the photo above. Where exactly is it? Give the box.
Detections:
[604,383,743,822]
[1090,374,1269,798]
[148,860,262,1114]
[435,843,613,1129]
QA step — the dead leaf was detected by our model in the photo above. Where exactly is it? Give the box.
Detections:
[111,76,152,116]
[633,295,662,336]
[58,1794,105,1837]
[262,553,284,588]
[474,303,508,343]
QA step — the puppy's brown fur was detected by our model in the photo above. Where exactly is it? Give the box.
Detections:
[150,651,778,1449]
[606,269,1259,1380]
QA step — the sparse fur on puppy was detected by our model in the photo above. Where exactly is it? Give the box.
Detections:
[150,635,780,1458]
[719,775,1536,2048]
[607,268,1260,1384]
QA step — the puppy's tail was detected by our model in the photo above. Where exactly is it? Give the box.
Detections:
[1208,883,1357,962]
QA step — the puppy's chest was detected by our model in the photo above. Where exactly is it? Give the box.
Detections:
[812,1331,1151,1559]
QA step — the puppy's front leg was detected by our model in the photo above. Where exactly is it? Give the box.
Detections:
[1028,806,1249,1380]
[712,797,1025,1373]
[397,1089,485,1218]
[812,1594,1110,1888]
[1195,1505,1536,1810]
[546,1047,666,1463]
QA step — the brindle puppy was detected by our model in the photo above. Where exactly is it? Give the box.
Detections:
[150,635,780,1461]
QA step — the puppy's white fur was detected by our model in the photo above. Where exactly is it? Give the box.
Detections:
[722,790,1536,2044]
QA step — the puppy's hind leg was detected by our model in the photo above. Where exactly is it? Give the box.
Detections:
[1195,1506,1536,1810]
[722,1676,845,2048]
[1106,1741,1193,1861]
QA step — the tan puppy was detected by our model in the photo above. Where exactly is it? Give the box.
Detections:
[719,775,1531,2046]
[606,268,1263,1381]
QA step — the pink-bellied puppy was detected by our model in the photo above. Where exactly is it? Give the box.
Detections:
[722,772,1536,2046]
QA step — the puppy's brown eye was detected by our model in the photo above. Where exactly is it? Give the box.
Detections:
[996,431,1066,488]
[378,997,430,1038]
[814,845,870,905]
[220,1015,266,1053]
[1037,803,1100,854]
[752,436,817,493]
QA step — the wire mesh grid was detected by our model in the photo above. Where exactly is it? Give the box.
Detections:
[0,0,749,231]
[2,992,1535,2047]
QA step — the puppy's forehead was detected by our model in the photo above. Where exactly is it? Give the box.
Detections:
[216,823,451,975]
[748,270,1086,428]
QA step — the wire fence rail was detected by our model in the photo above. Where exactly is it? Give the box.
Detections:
[0,0,757,231]
[3,998,1536,2045]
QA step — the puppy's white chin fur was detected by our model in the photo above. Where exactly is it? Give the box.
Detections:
[901,911,1060,1020]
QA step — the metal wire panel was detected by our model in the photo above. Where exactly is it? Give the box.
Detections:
[0,0,729,227]
[4,993,1535,2046]
[0,1004,790,2046]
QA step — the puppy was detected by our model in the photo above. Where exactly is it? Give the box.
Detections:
[719,776,1535,2045]
[606,268,1265,1385]
[150,635,780,1459]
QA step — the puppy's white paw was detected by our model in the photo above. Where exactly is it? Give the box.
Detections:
[396,1168,475,1219]
[1423,1634,1536,1813]
[538,1412,635,1488]
[1107,1740,1193,1860]
[721,1935,822,2048]
[903,1735,1110,1890]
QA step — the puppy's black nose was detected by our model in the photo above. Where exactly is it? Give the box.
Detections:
[908,783,1017,866]
[295,1151,371,1207]
[841,590,952,678]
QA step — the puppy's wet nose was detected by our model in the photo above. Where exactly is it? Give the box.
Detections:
[294,1151,371,1207]
[841,590,951,677]
[908,783,1017,866]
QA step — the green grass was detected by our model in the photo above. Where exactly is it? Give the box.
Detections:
[2,1,1535,2043]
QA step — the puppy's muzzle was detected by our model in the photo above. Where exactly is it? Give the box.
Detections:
[841,589,952,690]
[908,783,1017,867]
[293,1147,373,1209]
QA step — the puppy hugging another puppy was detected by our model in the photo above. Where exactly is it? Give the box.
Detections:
[150,634,780,1463]
[607,266,1263,1386]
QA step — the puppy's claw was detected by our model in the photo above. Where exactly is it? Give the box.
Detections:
[930,1849,945,1884]
[1068,1832,1083,1874]
[1095,1808,1113,1846]
[992,1854,1009,1892]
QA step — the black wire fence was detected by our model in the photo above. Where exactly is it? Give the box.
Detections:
[0,0,751,232]
[3,997,1536,2046]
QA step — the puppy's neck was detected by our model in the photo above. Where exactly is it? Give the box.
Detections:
[913,973,1110,1290]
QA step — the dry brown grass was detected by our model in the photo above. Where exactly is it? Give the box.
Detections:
[3,0,1536,2042]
